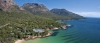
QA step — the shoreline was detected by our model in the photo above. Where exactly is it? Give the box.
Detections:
[15,39,25,43]
[14,32,52,43]
[14,24,70,43]
[14,31,52,43]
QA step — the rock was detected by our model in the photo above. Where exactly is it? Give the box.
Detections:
[0,0,24,11]
[22,3,49,13]
[61,24,67,29]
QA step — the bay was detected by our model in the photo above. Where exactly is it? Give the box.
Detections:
[25,17,100,43]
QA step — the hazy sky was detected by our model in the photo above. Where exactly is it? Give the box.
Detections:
[14,0,100,18]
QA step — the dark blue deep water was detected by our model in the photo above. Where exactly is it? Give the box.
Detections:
[61,18,100,43]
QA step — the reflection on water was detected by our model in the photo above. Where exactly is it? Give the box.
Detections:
[51,32,59,36]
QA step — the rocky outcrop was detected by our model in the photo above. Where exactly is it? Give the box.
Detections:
[22,3,49,13]
[0,0,24,11]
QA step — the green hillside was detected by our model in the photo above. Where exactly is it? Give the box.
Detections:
[0,11,61,43]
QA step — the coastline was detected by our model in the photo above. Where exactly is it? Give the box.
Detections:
[14,31,52,43]
[14,24,69,43]
[15,39,25,43]
[19,18,100,43]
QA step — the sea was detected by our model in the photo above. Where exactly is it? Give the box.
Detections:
[25,17,100,43]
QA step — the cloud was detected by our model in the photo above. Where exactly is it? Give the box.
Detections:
[74,12,100,18]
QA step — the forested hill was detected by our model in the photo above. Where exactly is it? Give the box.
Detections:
[0,0,61,43]
[50,8,85,20]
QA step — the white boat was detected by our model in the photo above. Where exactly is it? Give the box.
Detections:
[67,24,71,26]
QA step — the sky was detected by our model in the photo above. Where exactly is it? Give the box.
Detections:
[14,0,100,18]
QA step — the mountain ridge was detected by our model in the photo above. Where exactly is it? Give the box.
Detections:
[50,8,84,19]
[22,3,85,20]
[0,0,85,20]
[22,3,49,13]
[0,0,24,11]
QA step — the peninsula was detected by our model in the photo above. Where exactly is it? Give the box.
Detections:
[0,0,84,43]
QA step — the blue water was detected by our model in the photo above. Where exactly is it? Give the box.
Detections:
[26,18,100,43]
[62,18,100,43]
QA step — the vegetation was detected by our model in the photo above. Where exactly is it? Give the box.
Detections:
[0,11,61,43]
[0,2,85,43]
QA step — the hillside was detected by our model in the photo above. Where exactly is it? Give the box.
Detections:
[0,0,85,43]
[22,3,60,20]
[0,0,24,11]
[50,8,85,20]
[22,3,85,20]
[0,0,61,43]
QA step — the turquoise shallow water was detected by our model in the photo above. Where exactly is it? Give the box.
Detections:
[26,18,100,43]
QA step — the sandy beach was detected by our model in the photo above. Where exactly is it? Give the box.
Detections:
[15,39,25,43]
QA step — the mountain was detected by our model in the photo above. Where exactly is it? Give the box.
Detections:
[0,0,86,43]
[22,3,49,13]
[0,0,85,20]
[22,3,85,20]
[50,8,85,20]
[0,0,24,11]
[0,1,59,26]
[22,3,61,20]
[0,1,61,43]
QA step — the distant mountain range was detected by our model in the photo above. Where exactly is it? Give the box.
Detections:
[50,8,84,20]
[0,0,85,20]
[22,3,85,20]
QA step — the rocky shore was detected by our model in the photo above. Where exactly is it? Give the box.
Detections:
[14,24,70,43]
[61,24,71,29]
